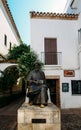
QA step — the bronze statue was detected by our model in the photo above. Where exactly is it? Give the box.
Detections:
[27,61,48,108]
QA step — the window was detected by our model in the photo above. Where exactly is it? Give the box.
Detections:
[9,42,12,50]
[44,38,57,65]
[62,83,69,92]
[71,80,81,94]
[78,29,81,44]
[4,34,7,46]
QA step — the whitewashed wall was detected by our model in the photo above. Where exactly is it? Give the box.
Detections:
[77,13,81,78]
[76,0,81,13]
[30,18,78,69]
[0,1,20,55]
[63,0,81,108]
[65,0,81,14]
[30,17,81,108]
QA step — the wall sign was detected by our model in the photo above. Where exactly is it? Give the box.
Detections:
[64,70,75,77]
[62,83,69,92]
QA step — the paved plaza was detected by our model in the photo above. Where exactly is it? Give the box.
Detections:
[0,97,81,130]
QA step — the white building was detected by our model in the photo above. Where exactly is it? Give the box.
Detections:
[30,0,81,108]
[0,0,21,73]
[0,0,21,56]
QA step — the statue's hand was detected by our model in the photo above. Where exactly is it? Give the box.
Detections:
[34,80,39,84]
[29,80,38,84]
[35,80,43,85]
[30,80,43,85]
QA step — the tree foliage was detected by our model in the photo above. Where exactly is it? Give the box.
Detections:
[18,51,43,78]
[7,44,30,60]
[7,43,43,78]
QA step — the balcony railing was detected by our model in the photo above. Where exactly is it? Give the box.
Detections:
[41,52,62,65]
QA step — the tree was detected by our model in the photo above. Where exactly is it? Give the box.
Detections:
[7,43,43,78]
[7,44,30,60]
[18,51,38,78]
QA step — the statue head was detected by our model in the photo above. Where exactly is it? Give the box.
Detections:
[34,61,41,71]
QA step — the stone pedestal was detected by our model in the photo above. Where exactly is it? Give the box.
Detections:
[17,103,61,130]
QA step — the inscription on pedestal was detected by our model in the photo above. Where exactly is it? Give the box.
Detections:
[32,119,46,123]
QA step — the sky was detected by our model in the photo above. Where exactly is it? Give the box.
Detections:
[7,0,68,45]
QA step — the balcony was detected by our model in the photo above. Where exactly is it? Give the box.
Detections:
[41,52,62,65]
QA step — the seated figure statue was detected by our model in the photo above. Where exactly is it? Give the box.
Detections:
[27,61,48,108]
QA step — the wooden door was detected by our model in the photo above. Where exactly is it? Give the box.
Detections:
[44,38,57,65]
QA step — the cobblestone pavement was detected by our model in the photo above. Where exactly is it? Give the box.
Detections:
[0,96,25,130]
[0,97,81,130]
[61,108,81,130]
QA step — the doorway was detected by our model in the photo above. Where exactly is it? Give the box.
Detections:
[47,79,56,104]
[46,77,60,107]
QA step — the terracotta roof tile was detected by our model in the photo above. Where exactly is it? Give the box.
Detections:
[30,11,78,20]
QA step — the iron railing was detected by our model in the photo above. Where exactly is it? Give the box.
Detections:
[41,52,62,65]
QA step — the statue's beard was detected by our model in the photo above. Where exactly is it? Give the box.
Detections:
[35,68,39,71]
